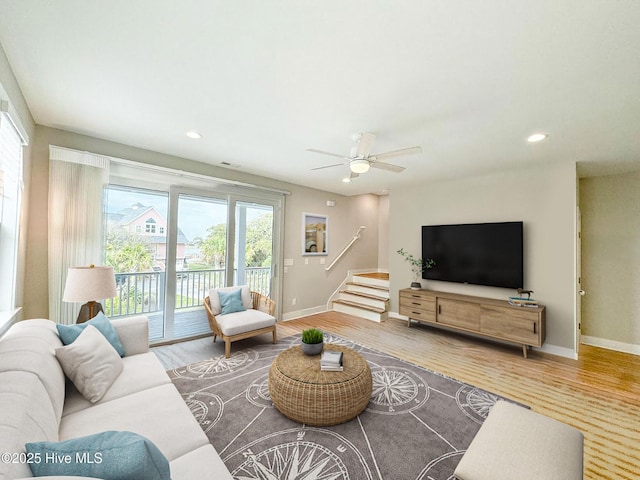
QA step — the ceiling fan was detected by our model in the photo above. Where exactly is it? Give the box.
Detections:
[307,133,422,179]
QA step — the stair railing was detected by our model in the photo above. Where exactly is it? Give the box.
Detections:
[325,226,366,271]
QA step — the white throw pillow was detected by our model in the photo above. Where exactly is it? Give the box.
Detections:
[55,325,124,403]
[208,285,252,315]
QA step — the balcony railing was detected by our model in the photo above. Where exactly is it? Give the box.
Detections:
[105,267,271,319]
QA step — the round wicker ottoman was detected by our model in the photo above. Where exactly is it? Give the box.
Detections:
[269,344,372,426]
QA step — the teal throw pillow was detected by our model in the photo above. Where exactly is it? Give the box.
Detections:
[56,312,126,357]
[26,431,170,480]
[218,288,247,315]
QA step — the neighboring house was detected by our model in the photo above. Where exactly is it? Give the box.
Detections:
[108,202,189,271]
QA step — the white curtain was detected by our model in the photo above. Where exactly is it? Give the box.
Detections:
[48,146,110,324]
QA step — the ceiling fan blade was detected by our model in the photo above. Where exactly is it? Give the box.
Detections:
[370,161,405,173]
[355,133,375,157]
[310,163,345,171]
[373,146,422,161]
[306,148,348,160]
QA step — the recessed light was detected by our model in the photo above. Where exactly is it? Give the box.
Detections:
[527,133,548,143]
[342,177,352,183]
[186,131,202,139]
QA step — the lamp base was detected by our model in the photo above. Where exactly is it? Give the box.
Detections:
[76,301,104,324]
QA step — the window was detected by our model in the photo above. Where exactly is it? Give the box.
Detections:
[145,218,157,234]
[0,98,28,324]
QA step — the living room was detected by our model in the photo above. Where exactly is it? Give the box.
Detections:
[1,2,639,479]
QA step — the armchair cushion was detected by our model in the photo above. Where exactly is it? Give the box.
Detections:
[216,310,276,337]
[208,286,251,315]
[218,288,246,315]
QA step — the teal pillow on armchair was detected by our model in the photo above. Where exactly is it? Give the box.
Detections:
[26,431,170,480]
[218,288,247,315]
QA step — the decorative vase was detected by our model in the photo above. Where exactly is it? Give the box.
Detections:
[301,341,324,356]
[410,281,422,290]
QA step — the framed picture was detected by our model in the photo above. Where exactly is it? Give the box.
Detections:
[302,213,328,256]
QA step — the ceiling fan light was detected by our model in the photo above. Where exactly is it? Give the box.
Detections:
[342,177,352,183]
[350,159,370,174]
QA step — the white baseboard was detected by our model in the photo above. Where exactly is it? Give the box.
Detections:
[281,305,327,322]
[537,343,577,360]
[581,335,640,356]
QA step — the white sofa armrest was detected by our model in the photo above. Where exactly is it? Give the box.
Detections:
[110,315,150,356]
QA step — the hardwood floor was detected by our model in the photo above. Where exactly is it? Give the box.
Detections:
[277,312,640,480]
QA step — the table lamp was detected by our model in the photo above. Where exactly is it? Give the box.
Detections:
[63,265,118,323]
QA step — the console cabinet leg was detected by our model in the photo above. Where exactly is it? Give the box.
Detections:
[522,344,528,358]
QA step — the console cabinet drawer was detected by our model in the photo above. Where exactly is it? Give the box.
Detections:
[399,291,436,323]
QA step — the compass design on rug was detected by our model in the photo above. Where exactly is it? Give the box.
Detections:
[231,441,348,479]
[415,451,466,480]
[322,333,358,351]
[172,349,259,379]
[246,374,272,408]
[184,391,223,433]
[367,366,429,415]
[456,385,500,423]
[224,428,373,480]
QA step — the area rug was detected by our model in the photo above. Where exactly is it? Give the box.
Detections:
[168,333,518,480]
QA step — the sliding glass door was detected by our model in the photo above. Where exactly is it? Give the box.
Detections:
[169,193,229,339]
[103,186,169,340]
[103,184,281,343]
[234,201,274,296]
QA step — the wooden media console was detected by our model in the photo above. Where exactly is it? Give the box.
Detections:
[399,288,545,358]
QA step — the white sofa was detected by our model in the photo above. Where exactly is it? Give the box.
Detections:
[0,316,233,480]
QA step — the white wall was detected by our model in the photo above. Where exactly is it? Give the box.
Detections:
[377,195,389,270]
[580,171,640,354]
[389,161,577,355]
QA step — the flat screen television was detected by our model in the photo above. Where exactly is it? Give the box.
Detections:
[421,221,523,289]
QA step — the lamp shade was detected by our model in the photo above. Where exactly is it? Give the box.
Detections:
[63,266,118,302]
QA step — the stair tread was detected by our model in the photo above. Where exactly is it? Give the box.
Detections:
[332,299,386,313]
[340,289,389,302]
[354,272,389,281]
[346,281,389,292]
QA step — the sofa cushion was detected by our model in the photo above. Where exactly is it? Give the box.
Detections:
[56,312,126,357]
[63,352,171,416]
[208,285,251,315]
[0,320,66,422]
[60,384,209,462]
[218,288,247,315]
[216,309,276,336]
[0,371,60,480]
[55,326,124,403]
[26,431,170,480]
[110,315,150,356]
[170,444,234,480]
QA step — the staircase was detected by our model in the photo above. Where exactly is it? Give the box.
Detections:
[332,272,390,322]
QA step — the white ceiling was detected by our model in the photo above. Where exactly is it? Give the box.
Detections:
[1,1,639,195]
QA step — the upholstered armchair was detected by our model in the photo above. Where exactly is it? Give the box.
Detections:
[204,285,277,358]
